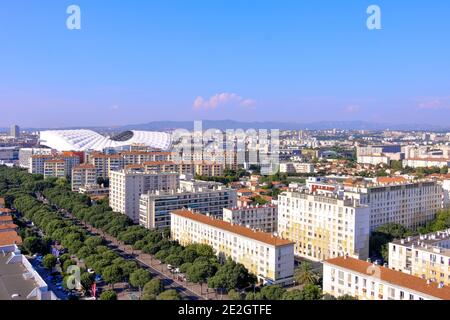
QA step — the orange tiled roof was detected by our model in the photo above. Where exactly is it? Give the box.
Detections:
[172,209,294,247]
[377,177,407,184]
[0,231,22,246]
[0,215,13,223]
[325,256,450,300]
[0,224,18,231]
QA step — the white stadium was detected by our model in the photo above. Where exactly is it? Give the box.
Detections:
[39,129,172,151]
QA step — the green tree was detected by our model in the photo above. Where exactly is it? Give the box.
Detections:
[100,290,117,300]
[129,269,152,297]
[102,265,123,289]
[42,254,57,270]
[228,289,242,300]
[294,262,318,285]
[282,289,304,300]
[157,290,181,300]
[187,260,217,293]
[301,284,322,300]
[22,236,46,254]
[260,285,286,300]
[143,278,164,296]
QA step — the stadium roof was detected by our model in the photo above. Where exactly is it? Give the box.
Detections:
[39,129,172,151]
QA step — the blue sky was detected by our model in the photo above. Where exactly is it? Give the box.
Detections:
[1,0,450,127]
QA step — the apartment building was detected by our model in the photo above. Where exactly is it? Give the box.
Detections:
[194,161,224,177]
[223,205,278,233]
[43,160,66,179]
[87,152,124,178]
[323,256,450,300]
[356,145,404,166]
[60,155,80,176]
[279,162,314,174]
[388,229,450,285]
[344,180,442,231]
[109,169,179,223]
[171,209,295,286]
[139,185,237,229]
[277,191,370,261]
[71,164,97,192]
[403,158,450,169]
[19,148,54,169]
[29,155,54,175]
[121,151,172,165]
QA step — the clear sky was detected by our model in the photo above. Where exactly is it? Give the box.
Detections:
[1,0,450,128]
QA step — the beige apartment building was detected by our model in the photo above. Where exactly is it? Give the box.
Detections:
[277,191,371,261]
[71,164,97,192]
[171,209,295,286]
[389,229,450,285]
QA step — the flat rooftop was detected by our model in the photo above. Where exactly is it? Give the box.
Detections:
[391,229,450,256]
[0,253,38,300]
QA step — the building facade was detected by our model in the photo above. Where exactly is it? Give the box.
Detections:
[139,186,237,229]
[388,229,450,285]
[171,209,295,286]
[323,256,450,300]
[277,191,370,261]
[109,169,179,223]
[223,205,278,233]
[344,181,442,231]
[71,164,97,192]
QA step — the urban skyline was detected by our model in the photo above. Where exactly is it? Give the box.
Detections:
[1,1,450,127]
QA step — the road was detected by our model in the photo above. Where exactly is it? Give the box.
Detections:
[38,194,228,300]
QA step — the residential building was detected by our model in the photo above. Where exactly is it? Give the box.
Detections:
[109,169,179,223]
[87,152,124,178]
[277,191,370,261]
[344,180,442,231]
[223,205,278,233]
[279,162,315,174]
[71,164,97,192]
[0,243,57,300]
[139,184,237,229]
[194,161,224,177]
[388,229,450,285]
[19,148,54,169]
[323,256,450,300]
[29,155,54,175]
[43,160,66,179]
[403,158,450,169]
[171,209,295,286]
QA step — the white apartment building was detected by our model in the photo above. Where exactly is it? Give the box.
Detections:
[323,256,450,300]
[19,148,54,169]
[344,181,442,231]
[277,191,370,262]
[139,186,237,229]
[171,209,295,286]
[223,205,278,233]
[388,229,450,285]
[279,162,314,174]
[403,158,450,169]
[29,155,54,175]
[109,169,179,223]
[71,164,97,192]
